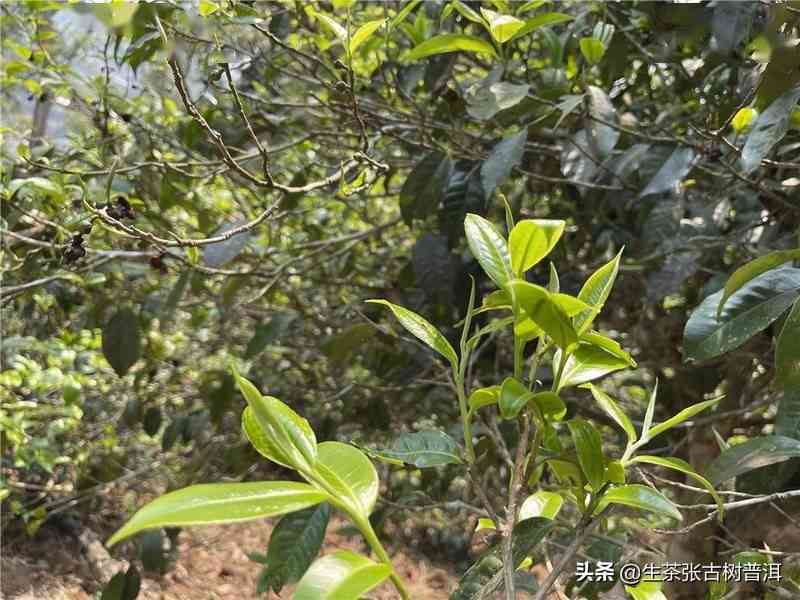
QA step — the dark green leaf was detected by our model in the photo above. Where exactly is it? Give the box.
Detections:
[400,153,453,225]
[741,87,800,174]
[776,298,800,388]
[639,146,696,197]
[718,249,800,318]
[480,129,527,199]
[683,267,800,362]
[706,435,800,484]
[139,529,166,573]
[258,503,331,593]
[143,407,162,437]
[371,431,462,467]
[711,1,756,55]
[245,312,296,359]
[321,323,375,364]
[101,566,141,600]
[103,308,142,377]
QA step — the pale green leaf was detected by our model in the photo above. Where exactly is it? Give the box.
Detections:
[581,384,636,446]
[595,484,682,521]
[574,249,623,334]
[479,7,524,44]
[508,219,565,276]
[406,33,497,61]
[349,19,386,55]
[294,551,391,600]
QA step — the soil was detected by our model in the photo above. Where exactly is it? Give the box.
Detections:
[1,517,454,600]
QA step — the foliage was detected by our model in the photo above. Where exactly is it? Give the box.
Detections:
[2,0,800,598]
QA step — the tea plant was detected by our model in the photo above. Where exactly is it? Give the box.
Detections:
[108,213,722,599]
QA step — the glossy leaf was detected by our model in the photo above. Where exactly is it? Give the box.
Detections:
[741,87,800,174]
[107,481,327,546]
[528,391,566,421]
[581,331,636,366]
[103,308,142,377]
[499,376,530,420]
[574,250,623,334]
[683,267,800,362]
[717,249,800,318]
[406,34,497,61]
[558,344,633,390]
[581,384,636,446]
[256,503,331,593]
[367,299,458,368]
[466,81,529,121]
[508,280,584,348]
[630,455,723,518]
[294,551,391,600]
[567,418,605,491]
[595,484,682,521]
[643,398,720,443]
[370,431,462,468]
[706,435,800,484]
[236,371,317,472]
[468,385,500,411]
[508,219,565,276]
[464,213,513,288]
[639,146,696,198]
[479,8,524,44]
[313,441,379,516]
[518,491,563,521]
[776,299,800,388]
[510,12,573,41]
[399,152,453,225]
[480,129,527,199]
[349,19,385,55]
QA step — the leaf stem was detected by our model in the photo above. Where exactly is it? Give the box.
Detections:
[356,515,410,600]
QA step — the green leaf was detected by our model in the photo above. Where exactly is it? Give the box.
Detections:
[567,418,605,491]
[321,323,375,364]
[518,491,563,521]
[642,381,658,439]
[198,0,219,17]
[294,551,391,600]
[717,249,800,318]
[558,343,634,390]
[511,517,555,565]
[499,376,531,419]
[508,219,565,276]
[528,391,566,421]
[630,455,723,519]
[366,299,458,369]
[103,308,142,377]
[466,81,529,121]
[480,129,528,199]
[235,370,317,472]
[479,8,524,44]
[390,0,422,29]
[245,312,295,358]
[683,267,800,362]
[308,7,347,44]
[107,481,327,546]
[349,19,386,55]
[581,384,636,447]
[579,37,605,65]
[370,431,462,467]
[776,299,800,388]
[313,441,379,516]
[706,435,800,484]
[510,12,573,42]
[399,152,453,225]
[406,34,497,61]
[573,249,623,334]
[508,280,583,348]
[643,398,720,443]
[258,503,331,593]
[731,107,758,133]
[464,213,513,288]
[100,566,141,600]
[580,331,637,366]
[625,580,668,600]
[595,484,682,521]
[639,146,696,198]
[741,86,800,174]
[468,385,501,411]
